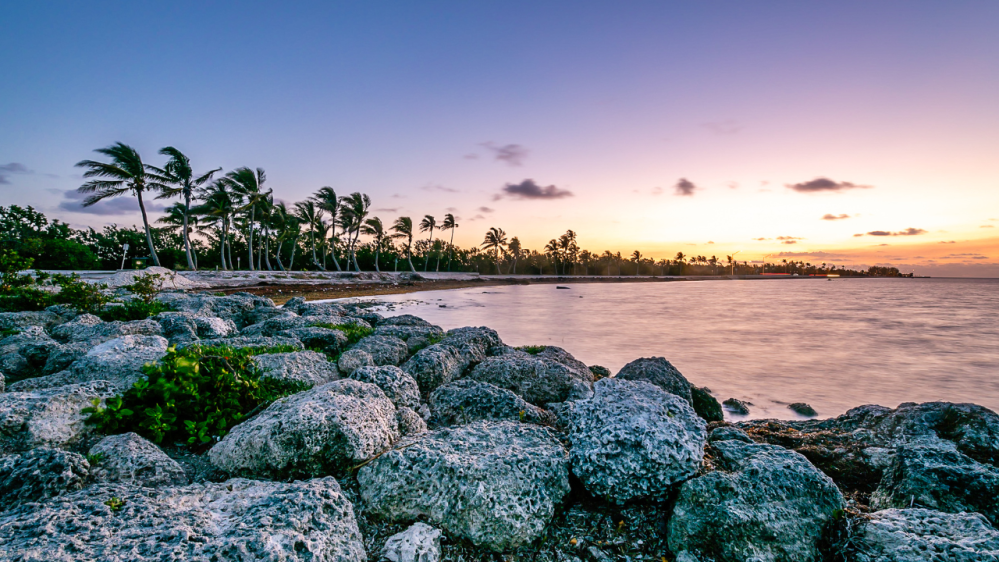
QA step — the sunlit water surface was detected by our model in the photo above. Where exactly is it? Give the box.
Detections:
[339,278,999,420]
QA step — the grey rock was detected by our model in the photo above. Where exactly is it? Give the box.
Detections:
[0,381,116,452]
[467,351,593,406]
[401,343,466,394]
[0,353,28,383]
[12,334,168,392]
[723,398,751,415]
[41,341,91,376]
[155,311,199,343]
[440,326,502,364]
[534,345,590,377]
[380,314,435,328]
[429,379,554,426]
[374,324,445,347]
[615,356,693,404]
[871,440,999,525]
[588,365,611,379]
[349,365,420,410]
[193,316,237,339]
[847,508,999,562]
[0,371,4,393]
[708,426,754,443]
[691,386,723,422]
[0,311,65,331]
[338,349,375,375]
[209,379,399,478]
[43,304,80,321]
[789,402,818,417]
[278,326,349,352]
[397,406,428,436]
[157,292,278,329]
[350,335,409,366]
[382,522,442,562]
[296,301,349,317]
[50,315,162,345]
[252,350,339,387]
[197,335,304,351]
[0,448,89,510]
[359,421,570,552]
[569,378,706,503]
[88,432,187,487]
[668,438,845,562]
[0,477,366,561]
[0,326,57,379]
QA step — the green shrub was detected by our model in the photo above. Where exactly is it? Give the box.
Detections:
[84,344,308,447]
[97,300,173,322]
[0,327,20,338]
[518,345,547,355]
[50,274,109,314]
[309,322,374,344]
[126,273,161,304]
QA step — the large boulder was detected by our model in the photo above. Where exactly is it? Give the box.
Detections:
[251,350,340,387]
[871,440,999,525]
[615,357,692,404]
[194,316,238,339]
[401,343,467,393]
[373,315,444,350]
[196,335,304,351]
[338,349,374,375]
[50,315,162,345]
[429,379,554,426]
[440,326,502,364]
[0,311,65,332]
[358,421,570,552]
[668,434,845,562]
[88,432,187,487]
[348,365,420,410]
[382,522,442,562]
[466,350,593,406]
[278,326,349,353]
[284,298,348,318]
[0,477,366,561]
[155,311,200,344]
[11,335,168,392]
[155,292,278,329]
[209,379,399,478]
[534,345,590,376]
[0,448,89,510]
[0,326,58,379]
[845,508,999,562]
[350,335,409,366]
[0,381,115,452]
[569,378,705,503]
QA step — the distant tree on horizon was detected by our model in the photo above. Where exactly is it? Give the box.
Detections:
[482,227,508,275]
[420,215,437,272]
[391,216,416,272]
[441,213,458,271]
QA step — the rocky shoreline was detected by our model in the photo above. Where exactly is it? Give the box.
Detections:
[1,290,997,561]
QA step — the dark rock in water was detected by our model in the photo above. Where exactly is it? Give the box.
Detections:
[0,477,366,561]
[88,432,187,487]
[588,365,611,379]
[691,386,723,422]
[429,379,554,427]
[845,508,999,562]
[615,356,693,405]
[358,420,570,552]
[0,448,89,511]
[789,402,818,417]
[871,440,999,525]
[723,397,751,415]
[668,437,845,562]
[556,286,570,289]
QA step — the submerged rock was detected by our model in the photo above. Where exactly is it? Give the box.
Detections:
[789,402,818,417]
[252,350,339,387]
[691,386,723,422]
[615,357,692,404]
[0,381,115,452]
[358,421,570,552]
[88,432,187,487]
[0,477,366,561]
[569,378,706,503]
[723,398,751,415]
[847,508,999,562]
[0,448,89,510]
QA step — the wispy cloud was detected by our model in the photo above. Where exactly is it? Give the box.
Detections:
[787,177,872,193]
[496,179,573,200]
[859,228,927,237]
[0,162,32,185]
[373,208,399,213]
[651,185,664,196]
[58,189,165,216]
[478,206,494,213]
[777,235,803,245]
[481,142,529,166]
[702,119,743,135]
[421,184,459,193]
[938,241,957,244]
[981,225,995,228]
[674,178,697,196]
[752,237,771,241]
[822,213,851,221]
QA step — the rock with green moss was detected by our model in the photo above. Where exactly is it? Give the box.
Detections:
[691,386,723,422]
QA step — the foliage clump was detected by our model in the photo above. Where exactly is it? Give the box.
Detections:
[96,273,172,321]
[518,345,547,355]
[309,322,374,344]
[84,344,308,447]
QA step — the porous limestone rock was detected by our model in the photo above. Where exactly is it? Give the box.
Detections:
[41,341,91,376]
[382,522,442,562]
[156,292,278,329]
[348,365,420,410]
[50,315,162,345]
[0,311,65,331]
[196,335,304,350]
[358,420,570,552]
[846,508,999,562]
[466,350,593,406]
[277,326,349,352]
[338,348,375,375]
[0,448,89,510]
[439,326,502,365]
[0,477,366,561]
[0,326,57,379]
[534,345,590,377]
[0,381,115,452]
[208,379,399,478]
[401,343,466,394]
[396,406,427,436]
[11,334,168,391]
[193,316,238,339]
[350,335,409,366]
[251,350,339,387]
[569,378,705,503]
[155,311,199,344]
[88,432,187,487]
[429,379,554,426]
[615,356,692,404]
[668,435,845,562]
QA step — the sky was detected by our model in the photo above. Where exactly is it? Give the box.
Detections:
[1,1,997,276]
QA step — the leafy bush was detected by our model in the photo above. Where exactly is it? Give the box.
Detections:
[50,274,110,314]
[84,344,308,447]
[97,300,173,322]
[126,273,161,304]
[518,345,547,355]
[309,322,374,344]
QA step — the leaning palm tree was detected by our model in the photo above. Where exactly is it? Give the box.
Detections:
[361,217,386,272]
[75,142,162,266]
[508,237,522,274]
[632,250,643,275]
[419,215,437,272]
[148,147,220,270]
[193,180,237,269]
[270,202,298,271]
[481,227,508,274]
[545,239,559,275]
[222,167,269,271]
[155,203,202,268]
[338,192,371,272]
[313,186,343,271]
[440,213,458,271]
[294,200,325,270]
[391,216,416,272]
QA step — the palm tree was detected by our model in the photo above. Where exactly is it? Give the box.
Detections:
[481,227,508,274]
[294,200,325,270]
[361,217,386,272]
[155,203,202,268]
[632,250,643,275]
[441,213,458,271]
[339,192,371,272]
[148,147,220,270]
[75,142,162,266]
[545,239,559,275]
[313,187,343,271]
[193,180,237,269]
[508,237,522,274]
[270,202,299,271]
[222,167,269,271]
[391,216,416,272]
[419,215,437,272]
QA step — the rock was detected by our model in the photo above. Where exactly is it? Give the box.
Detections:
[569,378,706,503]
[358,421,570,552]
[396,407,427,436]
[338,349,374,375]
[44,304,80,321]
[534,346,590,376]
[0,381,115,452]
[350,335,409,366]
[193,316,237,339]
[252,350,339,387]
[348,365,420,410]
[88,432,187,487]
[281,296,307,312]
[50,315,162,345]
[708,426,754,443]
[0,311,65,331]
[440,326,502,364]
[156,292,277,329]
[668,438,845,562]
[789,402,818,417]
[374,322,444,343]
[11,335,168,392]
[278,326,349,352]
[871,440,999,525]
[588,365,611,379]
[401,343,467,394]
[615,357,692,404]
[723,398,751,415]
[467,350,593,406]
[40,341,91,376]
[0,371,4,393]
[691,386,723,422]
[380,315,435,328]
[846,508,999,562]
[209,379,399,478]
[197,335,304,351]
[0,448,89,510]
[0,477,366,561]
[155,311,199,344]
[429,379,554,426]
[103,267,207,290]
[382,522,442,562]
[296,301,349,317]
[0,326,57,379]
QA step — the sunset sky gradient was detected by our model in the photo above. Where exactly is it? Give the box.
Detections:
[2,1,997,276]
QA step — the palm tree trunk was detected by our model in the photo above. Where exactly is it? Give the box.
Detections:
[247,206,255,270]
[447,229,455,271]
[275,239,286,271]
[183,192,195,270]
[310,229,319,270]
[264,226,273,271]
[407,242,416,272]
[135,190,161,267]
[351,230,361,272]
[424,230,433,272]
[330,233,342,271]
[220,226,228,270]
[374,247,380,272]
[288,235,298,271]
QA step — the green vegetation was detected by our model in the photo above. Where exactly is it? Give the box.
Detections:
[518,345,547,355]
[84,344,308,447]
[309,322,374,344]
[104,497,126,513]
[0,328,20,339]
[86,452,104,466]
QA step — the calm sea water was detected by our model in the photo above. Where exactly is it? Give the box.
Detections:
[347,278,999,420]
